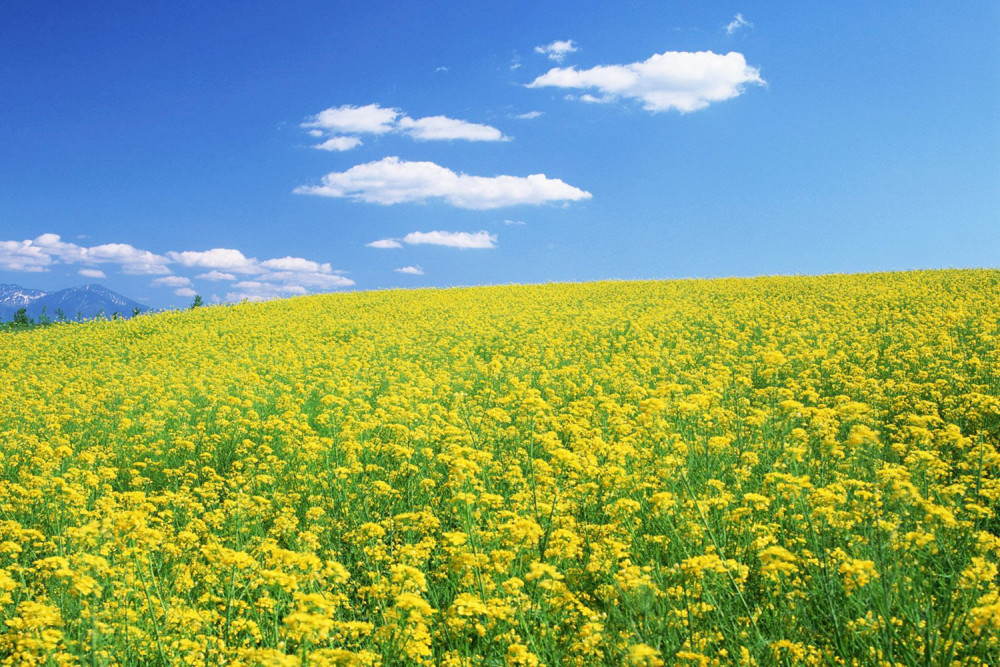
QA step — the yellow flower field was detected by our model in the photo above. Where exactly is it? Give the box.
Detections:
[0,269,998,666]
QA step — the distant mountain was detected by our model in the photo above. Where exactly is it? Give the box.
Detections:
[0,284,48,304]
[0,283,147,322]
[0,284,47,319]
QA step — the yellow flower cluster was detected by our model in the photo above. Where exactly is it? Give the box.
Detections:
[0,269,998,665]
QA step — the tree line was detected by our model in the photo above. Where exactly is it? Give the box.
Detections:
[1,295,204,333]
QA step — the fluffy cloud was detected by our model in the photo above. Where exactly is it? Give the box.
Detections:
[78,268,106,279]
[394,266,424,275]
[535,40,578,63]
[167,248,259,273]
[295,157,591,209]
[167,250,355,299]
[314,136,364,152]
[86,243,171,274]
[303,103,400,135]
[513,111,544,120]
[403,231,497,249]
[257,271,353,289]
[31,233,88,263]
[726,14,753,35]
[1,234,171,274]
[152,276,193,288]
[196,270,237,281]
[226,281,309,303]
[367,231,497,250]
[0,233,354,302]
[302,104,507,149]
[367,238,404,249]
[0,239,52,272]
[527,50,764,113]
[259,256,331,273]
[165,249,354,297]
[226,273,353,302]
[396,116,505,142]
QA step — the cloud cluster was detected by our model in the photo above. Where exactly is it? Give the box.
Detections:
[535,40,578,63]
[0,234,354,302]
[166,248,355,300]
[303,104,507,150]
[527,49,764,113]
[1,234,170,275]
[295,157,591,209]
[394,266,424,275]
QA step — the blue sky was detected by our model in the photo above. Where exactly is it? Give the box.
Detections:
[1,1,997,309]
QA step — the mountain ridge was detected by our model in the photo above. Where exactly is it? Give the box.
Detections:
[0,283,147,322]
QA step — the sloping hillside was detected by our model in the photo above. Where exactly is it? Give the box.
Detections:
[0,270,997,665]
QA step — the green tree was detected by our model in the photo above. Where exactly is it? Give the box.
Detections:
[12,308,32,327]
[190,295,204,309]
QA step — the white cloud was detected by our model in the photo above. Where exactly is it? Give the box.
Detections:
[175,287,198,298]
[397,115,506,142]
[1,233,355,301]
[1,234,171,275]
[527,50,764,113]
[233,280,289,291]
[167,248,259,273]
[168,248,353,298]
[78,268,106,279]
[403,230,497,249]
[726,13,753,35]
[295,156,591,209]
[152,276,193,288]
[260,256,331,273]
[370,231,498,249]
[260,271,353,289]
[513,111,544,120]
[535,40,578,63]
[86,243,171,274]
[395,266,424,275]
[367,238,404,249]
[196,270,237,281]
[303,103,400,135]
[303,104,507,146]
[503,219,526,226]
[579,93,616,105]
[32,233,88,263]
[0,239,52,272]
[226,281,309,303]
[314,136,364,152]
